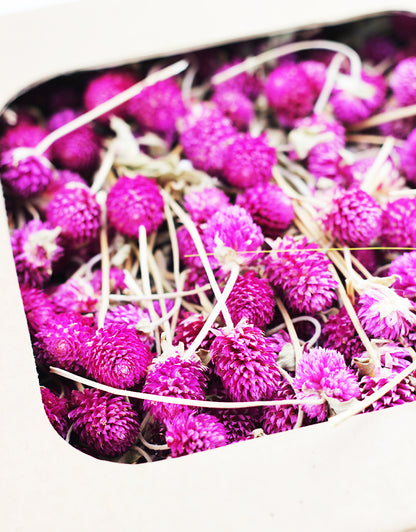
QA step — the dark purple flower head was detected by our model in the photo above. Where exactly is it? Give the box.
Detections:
[46,183,101,248]
[293,347,361,421]
[1,150,53,198]
[52,277,98,314]
[210,320,281,402]
[264,235,337,315]
[322,188,382,246]
[321,306,364,364]
[172,312,218,351]
[84,324,153,389]
[222,133,276,188]
[20,285,57,335]
[359,372,416,412]
[183,187,230,225]
[391,57,416,106]
[389,251,416,299]
[212,90,254,130]
[178,104,237,175]
[40,387,70,438]
[361,36,397,64]
[104,303,154,349]
[380,198,416,248]
[165,411,228,457]
[143,345,207,422]
[399,129,416,184]
[69,389,140,456]
[106,174,164,238]
[211,408,256,443]
[261,379,298,434]
[236,182,294,238]
[11,220,63,287]
[213,60,263,100]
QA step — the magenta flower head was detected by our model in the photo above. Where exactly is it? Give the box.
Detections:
[1,150,53,198]
[84,324,153,389]
[226,270,275,328]
[212,90,254,130]
[127,78,186,138]
[222,133,276,188]
[0,122,48,152]
[391,57,416,106]
[177,225,203,270]
[388,251,416,299]
[178,104,237,175]
[330,71,386,125]
[261,380,298,434]
[211,408,256,443]
[83,69,138,123]
[172,312,218,351]
[380,198,416,248]
[11,220,63,287]
[210,320,282,402]
[376,342,413,374]
[52,277,98,314]
[46,183,101,248]
[321,188,382,246]
[143,344,207,423]
[213,59,263,100]
[293,347,361,421]
[359,372,416,412]
[69,388,140,457]
[91,266,127,293]
[20,285,57,335]
[264,235,337,315]
[183,187,230,225]
[357,286,416,340]
[321,306,364,364]
[106,174,164,238]
[236,182,294,238]
[378,98,416,139]
[34,312,93,372]
[202,205,264,272]
[40,387,70,439]
[399,129,416,184]
[104,303,154,349]
[165,411,228,458]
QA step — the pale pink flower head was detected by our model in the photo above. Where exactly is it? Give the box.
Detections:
[380,198,416,248]
[52,277,98,314]
[391,57,416,106]
[293,347,361,421]
[1,150,53,198]
[261,379,298,434]
[106,174,164,238]
[388,251,416,299]
[165,411,228,457]
[183,187,230,225]
[40,387,70,439]
[212,90,254,130]
[69,389,140,456]
[376,342,413,374]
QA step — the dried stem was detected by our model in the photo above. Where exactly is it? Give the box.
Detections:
[109,283,211,302]
[90,148,115,195]
[96,193,110,329]
[275,298,303,365]
[131,446,153,463]
[360,136,395,194]
[348,103,416,131]
[346,134,404,146]
[314,53,344,115]
[137,432,169,451]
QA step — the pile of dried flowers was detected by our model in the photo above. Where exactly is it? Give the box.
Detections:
[2,13,416,464]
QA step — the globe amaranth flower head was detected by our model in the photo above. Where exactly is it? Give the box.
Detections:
[20,285,57,335]
[210,319,282,402]
[52,277,98,314]
[183,187,230,225]
[210,408,256,443]
[11,220,63,287]
[359,371,416,412]
[41,387,70,438]
[293,347,361,422]
[321,306,364,365]
[212,89,254,130]
[91,266,127,293]
[360,36,398,65]
[0,122,48,152]
[321,188,382,246]
[1,149,53,198]
[236,182,294,238]
[391,57,416,106]
[380,198,416,248]
[378,98,416,140]
[46,183,101,248]
[213,59,263,100]
[172,312,219,351]
[178,103,237,175]
[202,205,264,272]
[104,303,154,350]
[357,285,416,341]
[399,128,416,184]
[69,388,140,457]
[222,133,276,189]
[165,411,228,458]
[106,174,164,238]
[264,235,337,315]
[261,379,298,435]
[226,270,275,328]
[143,343,207,423]
[375,341,413,374]
[83,323,153,389]
[388,251,416,299]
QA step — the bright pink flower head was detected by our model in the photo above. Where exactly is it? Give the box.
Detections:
[183,187,230,225]
[127,78,186,138]
[210,320,282,402]
[359,373,416,412]
[52,277,98,314]
[84,324,153,389]
[45,169,87,197]
[0,123,48,152]
[104,303,154,349]
[69,389,140,456]
[165,411,228,457]
[299,60,327,93]
[236,182,294,238]
[226,270,275,328]
[322,188,382,246]
[212,90,254,130]
[391,57,416,106]
[388,251,416,298]
[213,59,263,99]
[177,225,203,270]
[399,129,416,183]
[179,104,237,175]
[143,346,207,422]
[222,133,276,188]
[20,285,57,335]
[46,183,101,248]
[321,306,364,364]
[330,71,387,125]
[293,347,360,421]
[1,150,53,198]
[264,236,337,315]
[11,220,63,287]
[202,205,264,272]
[172,312,218,351]
[40,387,70,438]
[380,198,416,248]
[261,379,298,434]
[34,312,93,372]
[378,98,416,139]
[83,69,138,123]
[106,174,164,238]
[377,342,413,373]
[91,266,127,293]
[211,408,256,443]
[357,287,416,340]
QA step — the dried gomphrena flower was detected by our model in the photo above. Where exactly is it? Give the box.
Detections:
[390,57,416,107]
[0,149,53,198]
[321,306,364,364]
[388,251,416,298]
[172,312,218,350]
[211,408,256,443]
[380,198,416,248]
[104,303,154,349]
[212,89,254,130]
[399,128,416,184]
[0,122,48,152]
[261,379,298,434]
[359,371,416,412]
[213,59,263,100]
[20,285,57,335]
[40,387,70,439]
[183,187,230,225]
[52,277,98,314]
